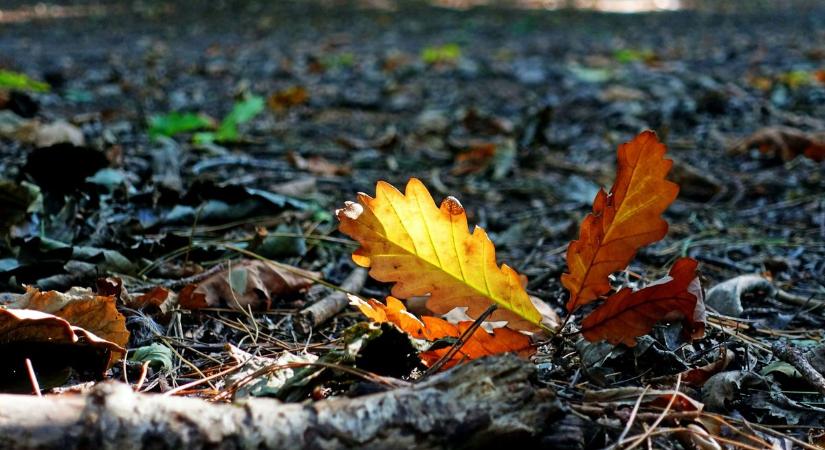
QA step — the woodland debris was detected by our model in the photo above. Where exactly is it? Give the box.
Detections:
[705,275,775,317]
[0,355,566,450]
[178,259,317,310]
[772,340,825,396]
[732,126,825,162]
[299,267,368,331]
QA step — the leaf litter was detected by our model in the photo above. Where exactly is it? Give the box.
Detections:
[0,1,823,448]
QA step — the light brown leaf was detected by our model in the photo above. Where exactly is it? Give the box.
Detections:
[178,259,317,310]
[8,286,129,350]
[0,308,124,391]
[562,130,679,312]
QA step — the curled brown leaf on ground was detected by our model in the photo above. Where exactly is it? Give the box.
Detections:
[6,286,129,350]
[178,259,318,310]
[733,126,825,162]
[0,306,126,392]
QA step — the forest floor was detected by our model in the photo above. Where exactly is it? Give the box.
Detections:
[0,1,824,448]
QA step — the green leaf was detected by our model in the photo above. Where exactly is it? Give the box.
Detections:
[761,361,801,378]
[215,96,265,142]
[130,343,174,372]
[148,112,212,139]
[0,70,50,93]
[421,44,461,65]
[614,48,653,64]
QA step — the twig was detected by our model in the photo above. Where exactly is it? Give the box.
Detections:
[24,359,41,397]
[771,340,825,395]
[775,289,825,312]
[299,268,368,331]
[135,361,150,392]
[163,361,243,397]
[612,386,649,449]
[621,374,682,450]
[422,304,498,377]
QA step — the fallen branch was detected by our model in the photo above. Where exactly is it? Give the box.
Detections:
[772,340,825,396]
[299,267,368,331]
[0,354,566,450]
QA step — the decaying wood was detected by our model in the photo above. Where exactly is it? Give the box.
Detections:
[0,354,567,450]
[299,267,368,331]
[772,340,825,396]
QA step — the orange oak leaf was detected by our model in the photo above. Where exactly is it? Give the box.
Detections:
[337,178,550,332]
[350,295,535,370]
[580,257,704,346]
[562,131,679,312]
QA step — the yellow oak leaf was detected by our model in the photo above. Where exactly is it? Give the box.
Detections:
[337,178,548,332]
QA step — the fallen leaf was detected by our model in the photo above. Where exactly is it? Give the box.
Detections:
[33,120,85,147]
[148,112,213,139]
[267,86,309,111]
[421,43,461,65]
[705,275,775,317]
[7,286,129,350]
[130,286,177,313]
[580,257,704,346]
[337,178,549,332]
[350,295,535,370]
[0,112,85,147]
[0,69,50,92]
[129,343,174,372]
[451,142,496,175]
[681,347,734,386]
[288,151,351,176]
[178,259,317,310]
[562,130,679,312]
[734,126,825,162]
[0,308,124,392]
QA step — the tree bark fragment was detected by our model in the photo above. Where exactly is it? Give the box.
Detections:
[0,355,567,450]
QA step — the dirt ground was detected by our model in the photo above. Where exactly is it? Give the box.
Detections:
[0,0,823,448]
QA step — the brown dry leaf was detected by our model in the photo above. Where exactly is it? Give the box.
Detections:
[8,287,129,350]
[130,286,177,313]
[267,85,309,111]
[178,259,318,310]
[562,130,679,312]
[287,151,351,176]
[680,347,733,386]
[350,295,535,370]
[451,142,496,175]
[0,308,124,391]
[734,126,825,162]
[580,257,705,346]
[337,178,551,332]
